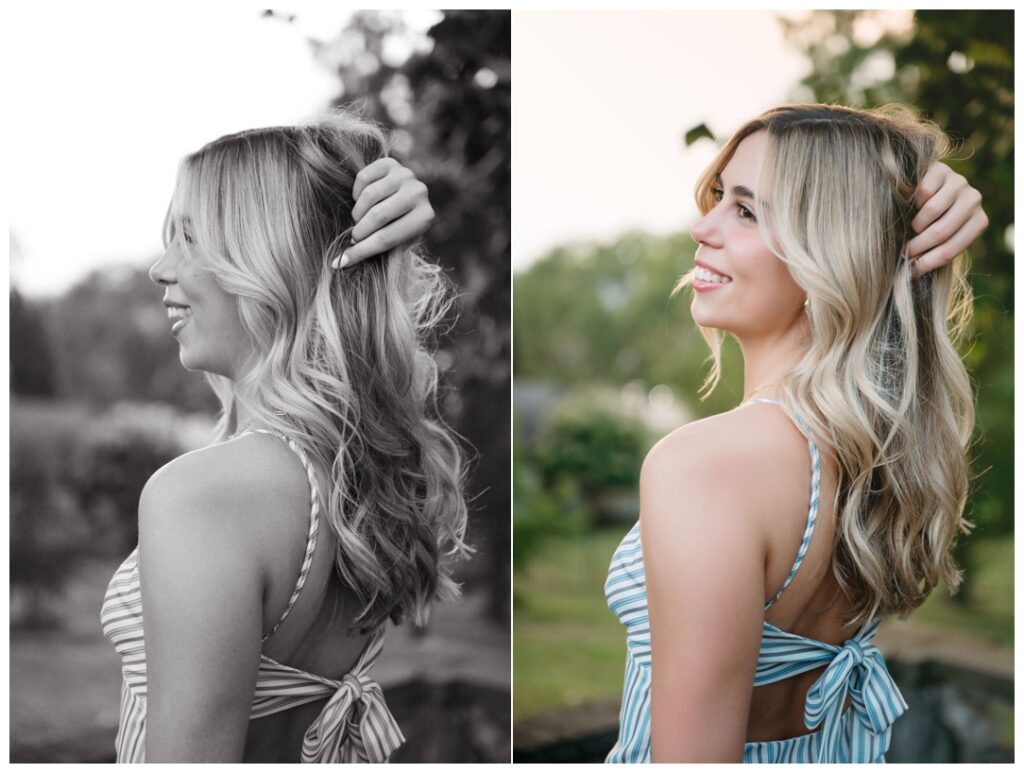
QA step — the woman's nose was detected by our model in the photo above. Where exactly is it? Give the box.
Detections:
[149,242,179,286]
[689,210,716,246]
[692,215,708,244]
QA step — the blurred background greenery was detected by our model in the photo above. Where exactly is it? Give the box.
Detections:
[11,9,509,762]
[512,8,1013,751]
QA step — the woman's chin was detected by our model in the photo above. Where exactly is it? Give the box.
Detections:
[177,345,208,373]
[689,303,723,330]
[178,353,203,373]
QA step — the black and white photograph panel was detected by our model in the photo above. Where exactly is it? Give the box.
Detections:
[10,7,510,763]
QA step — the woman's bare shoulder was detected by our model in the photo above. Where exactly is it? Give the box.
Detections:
[641,404,813,534]
[139,432,311,545]
[646,403,805,470]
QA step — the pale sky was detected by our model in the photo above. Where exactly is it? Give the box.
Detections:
[511,10,897,270]
[8,5,439,298]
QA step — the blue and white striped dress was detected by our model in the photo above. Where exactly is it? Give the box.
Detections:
[604,399,907,763]
[100,429,405,763]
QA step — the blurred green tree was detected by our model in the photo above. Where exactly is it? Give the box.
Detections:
[539,391,651,532]
[533,394,647,503]
[512,414,588,573]
[514,231,744,419]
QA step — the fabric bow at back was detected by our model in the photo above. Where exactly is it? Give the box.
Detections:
[252,628,405,763]
[756,618,907,763]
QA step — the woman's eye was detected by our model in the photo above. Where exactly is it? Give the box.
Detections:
[182,229,194,244]
[711,184,756,222]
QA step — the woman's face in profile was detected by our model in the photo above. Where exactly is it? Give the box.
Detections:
[688,131,806,341]
[149,225,253,380]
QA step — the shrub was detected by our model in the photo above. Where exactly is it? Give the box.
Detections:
[532,392,647,499]
[11,399,202,627]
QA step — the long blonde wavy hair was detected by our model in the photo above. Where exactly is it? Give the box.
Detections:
[165,113,469,630]
[679,104,974,626]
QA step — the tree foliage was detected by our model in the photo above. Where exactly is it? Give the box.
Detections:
[11,400,185,628]
[11,288,56,398]
[537,395,645,493]
[514,231,744,419]
[512,416,587,572]
[10,403,89,627]
[22,267,217,412]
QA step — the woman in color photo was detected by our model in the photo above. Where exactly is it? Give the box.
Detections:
[605,104,988,763]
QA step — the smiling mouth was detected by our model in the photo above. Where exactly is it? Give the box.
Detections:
[693,265,732,284]
[166,306,192,321]
[166,305,192,332]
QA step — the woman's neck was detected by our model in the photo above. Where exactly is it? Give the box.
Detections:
[737,317,809,402]
[231,399,287,438]
[230,400,261,437]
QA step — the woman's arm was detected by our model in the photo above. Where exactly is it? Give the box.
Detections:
[641,426,767,762]
[138,456,270,761]
[339,157,434,268]
[908,161,989,278]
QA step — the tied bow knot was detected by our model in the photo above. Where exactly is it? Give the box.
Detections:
[803,624,908,763]
[342,673,364,700]
[841,638,864,667]
[300,671,405,763]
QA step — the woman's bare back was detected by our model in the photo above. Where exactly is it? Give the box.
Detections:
[232,432,378,761]
[744,420,856,742]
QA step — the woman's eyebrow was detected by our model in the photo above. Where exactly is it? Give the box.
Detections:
[715,173,755,200]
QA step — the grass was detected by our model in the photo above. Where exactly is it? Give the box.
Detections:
[513,528,629,719]
[513,528,1013,720]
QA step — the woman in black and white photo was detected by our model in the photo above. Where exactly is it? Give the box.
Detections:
[100,115,465,762]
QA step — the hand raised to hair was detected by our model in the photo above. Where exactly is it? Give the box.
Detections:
[907,161,989,279]
[335,158,434,269]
